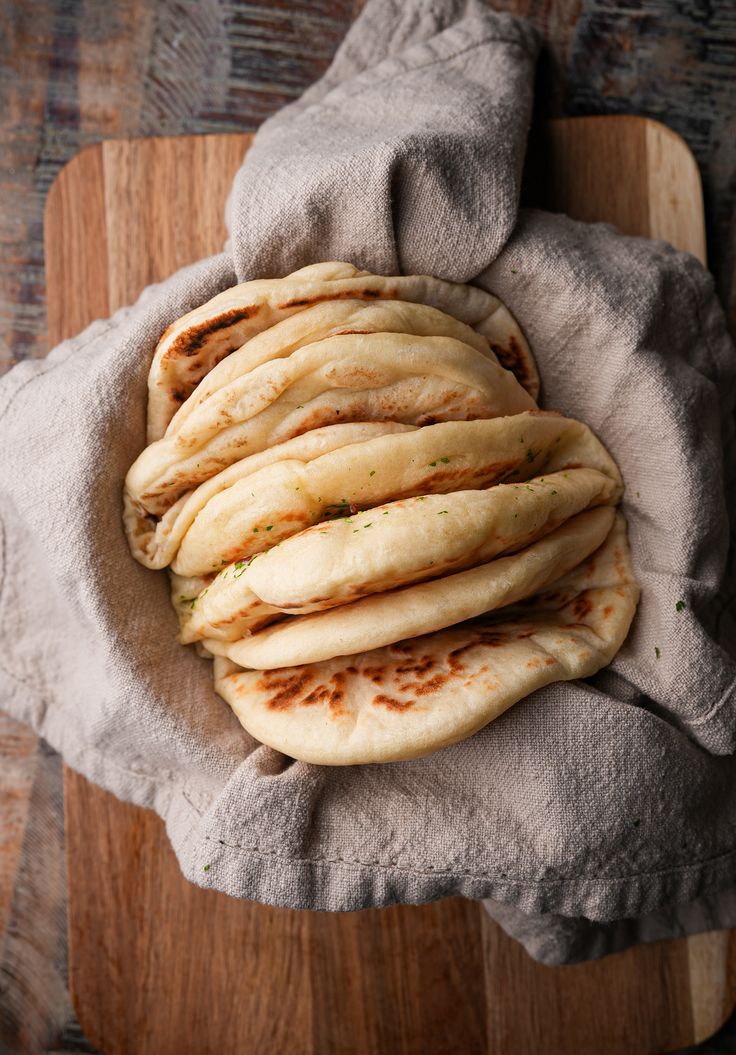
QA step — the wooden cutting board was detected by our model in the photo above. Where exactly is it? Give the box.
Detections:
[45,118,731,1055]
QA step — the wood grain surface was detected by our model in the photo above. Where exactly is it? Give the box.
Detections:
[41,122,735,1055]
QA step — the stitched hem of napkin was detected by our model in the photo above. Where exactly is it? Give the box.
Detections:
[201,833,736,885]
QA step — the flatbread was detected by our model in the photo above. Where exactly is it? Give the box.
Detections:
[167,298,500,433]
[125,421,415,570]
[205,507,615,662]
[213,512,638,764]
[148,262,537,441]
[129,331,536,515]
[172,411,621,578]
[185,467,618,642]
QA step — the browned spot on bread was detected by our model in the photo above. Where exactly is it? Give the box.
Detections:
[279,287,395,310]
[300,671,347,716]
[389,642,415,656]
[258,670,315,710]
[571,595,594,620]
[171,388,188,404]
[345,665,358,675]
[526,658,542,669]
[614,545,626,580]
[602,605,613,619]
[447,635,500,673]
[491,335,530,389]
[413,460,518,492]
[164,307,259,363]
[362,665,386,684]
[373,693,415,712]
[586,559,597,577]
[394,657,436,677]
[544,657,556,666]
[399,673,450,696]
[332,329,371,336]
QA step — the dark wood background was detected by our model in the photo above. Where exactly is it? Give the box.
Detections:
[0,0,735,378]
[0,2,734,1052]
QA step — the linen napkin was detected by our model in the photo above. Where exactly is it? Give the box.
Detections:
[1,0,735,966]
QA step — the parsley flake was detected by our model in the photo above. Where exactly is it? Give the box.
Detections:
[437,510,448,515]
[364,522,372,528]
[655,646,661,659]
[526,448,534,463]
[440,456,450,464]
[429,461,437,467]
[203,864,211,872]
[510,268,518,274]
[676,600,686,612]
[369,470,376,476]
[265,525,273,532]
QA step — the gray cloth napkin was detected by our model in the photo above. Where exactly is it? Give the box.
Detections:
[1,0,735,967]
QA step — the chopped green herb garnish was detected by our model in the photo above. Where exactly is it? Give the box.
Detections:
[265,525,273,531]
[221,559,228,565]
[675,600,685,612]
[429,461,437,467]
[437,510,448,515]
[525,485,535,492]
[526,448,534,463]
[369,470,376,476]
[417,496,425,502]
[636,491,641,497]
[363,522,372,528]
[253,527,259,533]
[551,489,557,495]
[233,560,249,579]
[510,268,518,274]
[655,646,661,659]
[296,404,304,409]
[203,864,211,872]
[440,456,450,464]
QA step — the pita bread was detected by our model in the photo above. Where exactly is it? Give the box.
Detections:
[167,298,500,434]
[124,421,415,570]
[212,513,638,764]
[184,467,618,644]
[205,507,615,664]
[172,411,621,578]
[148,262,537,441]
[241,467,618,612]
[128,332,536,515]
[169,570,282,646]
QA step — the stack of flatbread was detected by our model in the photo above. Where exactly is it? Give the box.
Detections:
[124,262,639,764]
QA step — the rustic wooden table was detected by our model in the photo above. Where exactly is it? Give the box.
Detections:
[1,1,735,1052]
